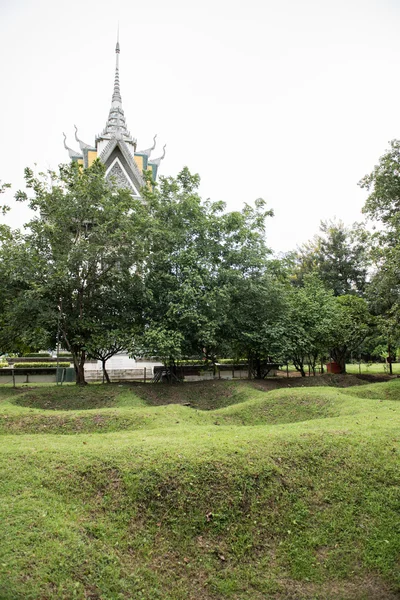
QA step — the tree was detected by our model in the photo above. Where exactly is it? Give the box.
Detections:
[139,168,274,368]
[360,139,400,233]
[329,295,373,373]
[228,274,288,378]
[285,276,336,376]
[359,139,400,372]
[86,330,132,383]
[12,161,148,384]
[293,219,368,296]
[0,225,53,355]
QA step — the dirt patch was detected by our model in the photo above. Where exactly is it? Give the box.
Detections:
[131,380,242,410]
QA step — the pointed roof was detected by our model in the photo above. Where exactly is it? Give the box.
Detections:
[96,37,136,146]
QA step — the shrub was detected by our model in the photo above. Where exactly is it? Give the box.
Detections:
[23,353,51,358]
[0,362,8,368]
[217,358,248,364]
[176,359,207,366]
[13,362,70,369]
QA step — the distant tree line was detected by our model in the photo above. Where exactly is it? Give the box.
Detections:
[1,140,400,384]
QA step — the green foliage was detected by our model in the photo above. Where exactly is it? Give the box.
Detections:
[86,329,136,383]
[0,362,8,368]
[23,352,51,357]
[292,219,368,296]
[8,161,149,383]
[0,180,11,217]
[227,274,287,377]
[329,295,374,373]
[140,326,185,366]
[359,142,400,365]
[216,358,247,364]
[284,276,336,376]
[13,362,70,369]
[140,168,273,365]
[360,139,400,229]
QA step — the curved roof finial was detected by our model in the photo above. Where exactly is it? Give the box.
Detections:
[149,144,166,166]
[63,132,83,159]
[74,125,95,151]
[137,134,157,158]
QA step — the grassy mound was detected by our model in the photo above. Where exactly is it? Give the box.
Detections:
[11,385,124,411]
[0,379,399,599]
[341,378,400,401]
[0,382,360,435]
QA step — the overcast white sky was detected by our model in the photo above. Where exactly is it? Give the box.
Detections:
[1,0,399,252]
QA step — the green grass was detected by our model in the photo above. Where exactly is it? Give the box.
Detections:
[0,379,399,599]
[347,363,400,375]
[282,362,400,375]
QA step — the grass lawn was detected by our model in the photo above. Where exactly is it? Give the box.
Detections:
[0,378,399,599]
[283,363,400,376]
[346,363,400,375]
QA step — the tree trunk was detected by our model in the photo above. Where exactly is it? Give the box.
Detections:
[293,357,306,377]
[331,348,347,374]
[337,356,346,374]
[254,357,262,379]
[102,359,111,383]
[73,351,87,385]
[248,356,253,380]
[388,342,393,375]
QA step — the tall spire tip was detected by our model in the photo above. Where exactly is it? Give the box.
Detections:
[116,23,120,53]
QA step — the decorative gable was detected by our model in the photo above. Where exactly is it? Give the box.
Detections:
[106,158,140,197]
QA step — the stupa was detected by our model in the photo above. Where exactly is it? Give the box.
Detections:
[63,35,166,196]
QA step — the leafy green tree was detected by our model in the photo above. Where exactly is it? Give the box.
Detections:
[139,168,274,369]
[228,274,288,378]
[329,295,373,373]
[360,139,400,233]
[12,161,148,384]
[293,219,368,296]
[285,276,335,376]
[0,225,52,355]
[359,139,400,372]
[86,330,132,383]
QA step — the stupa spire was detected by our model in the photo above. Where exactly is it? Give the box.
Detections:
[112,30,122,106]
[96,33,136,147]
